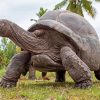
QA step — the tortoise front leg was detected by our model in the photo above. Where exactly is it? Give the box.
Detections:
[0,51,30,88]
[60,46,92,88]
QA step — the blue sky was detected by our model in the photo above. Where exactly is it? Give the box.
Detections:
[0,0,100,37]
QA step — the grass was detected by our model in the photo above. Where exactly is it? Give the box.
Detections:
[0,69,100,100]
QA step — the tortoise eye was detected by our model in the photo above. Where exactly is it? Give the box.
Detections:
[35,29,45,37]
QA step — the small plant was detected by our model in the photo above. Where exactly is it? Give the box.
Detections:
[36,7,47,18]
[30,7,47,22]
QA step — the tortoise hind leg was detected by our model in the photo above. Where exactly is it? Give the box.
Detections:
[28,66,36,80]
[42,72,50,80]
[55,70,66,82]
[94,68,100,80]
[60,46,92,88]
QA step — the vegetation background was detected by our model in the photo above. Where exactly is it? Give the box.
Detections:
[0,0,100,100]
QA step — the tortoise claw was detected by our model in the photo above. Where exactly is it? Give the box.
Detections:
[0,79,16,88]
[75,80,92,89]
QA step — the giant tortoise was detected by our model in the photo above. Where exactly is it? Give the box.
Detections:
[0,10,100,88]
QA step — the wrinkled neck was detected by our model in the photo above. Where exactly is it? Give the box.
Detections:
[0,19,45,53]
[9,30,40,51]
[9,26,45,53]
[1,21,38,51]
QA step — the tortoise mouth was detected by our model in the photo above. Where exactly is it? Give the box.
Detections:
[0,19,14,37]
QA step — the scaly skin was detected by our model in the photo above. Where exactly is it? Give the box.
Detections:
[0,51,30,88]
[60,47,92,88]
[28,65,36,80]
[30,51,92,88]
[0,10,100,89]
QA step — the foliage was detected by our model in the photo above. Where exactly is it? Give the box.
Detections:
[16,46,21,53]
[36,7,48,18]
[0,38,16,68]
[54,0,96,18]
[31,7,47,22]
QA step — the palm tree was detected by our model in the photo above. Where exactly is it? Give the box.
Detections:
[54,0,96,18]
[30,7,47,22]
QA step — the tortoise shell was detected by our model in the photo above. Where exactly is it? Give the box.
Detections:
[28,10,99,51]
[28,10,100,70]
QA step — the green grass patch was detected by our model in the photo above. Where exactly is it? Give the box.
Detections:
[0,69,100,100]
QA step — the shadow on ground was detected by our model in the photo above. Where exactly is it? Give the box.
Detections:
[19,81,75,89]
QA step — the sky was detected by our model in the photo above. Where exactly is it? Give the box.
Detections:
[0,0,100,37]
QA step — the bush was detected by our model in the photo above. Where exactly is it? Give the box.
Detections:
[0,38,16,69]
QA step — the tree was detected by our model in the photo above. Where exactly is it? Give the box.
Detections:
[54,0,96,18]
[1,38,16,59]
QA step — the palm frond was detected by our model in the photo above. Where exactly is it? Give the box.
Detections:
[75,4,84,16]
[82,0,96,18]
[67,1,84,16]
[54,0,68,10]
[67,1,76,12]
[36,7,47,18]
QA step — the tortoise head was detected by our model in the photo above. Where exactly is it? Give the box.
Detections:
[0,19,12,37]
